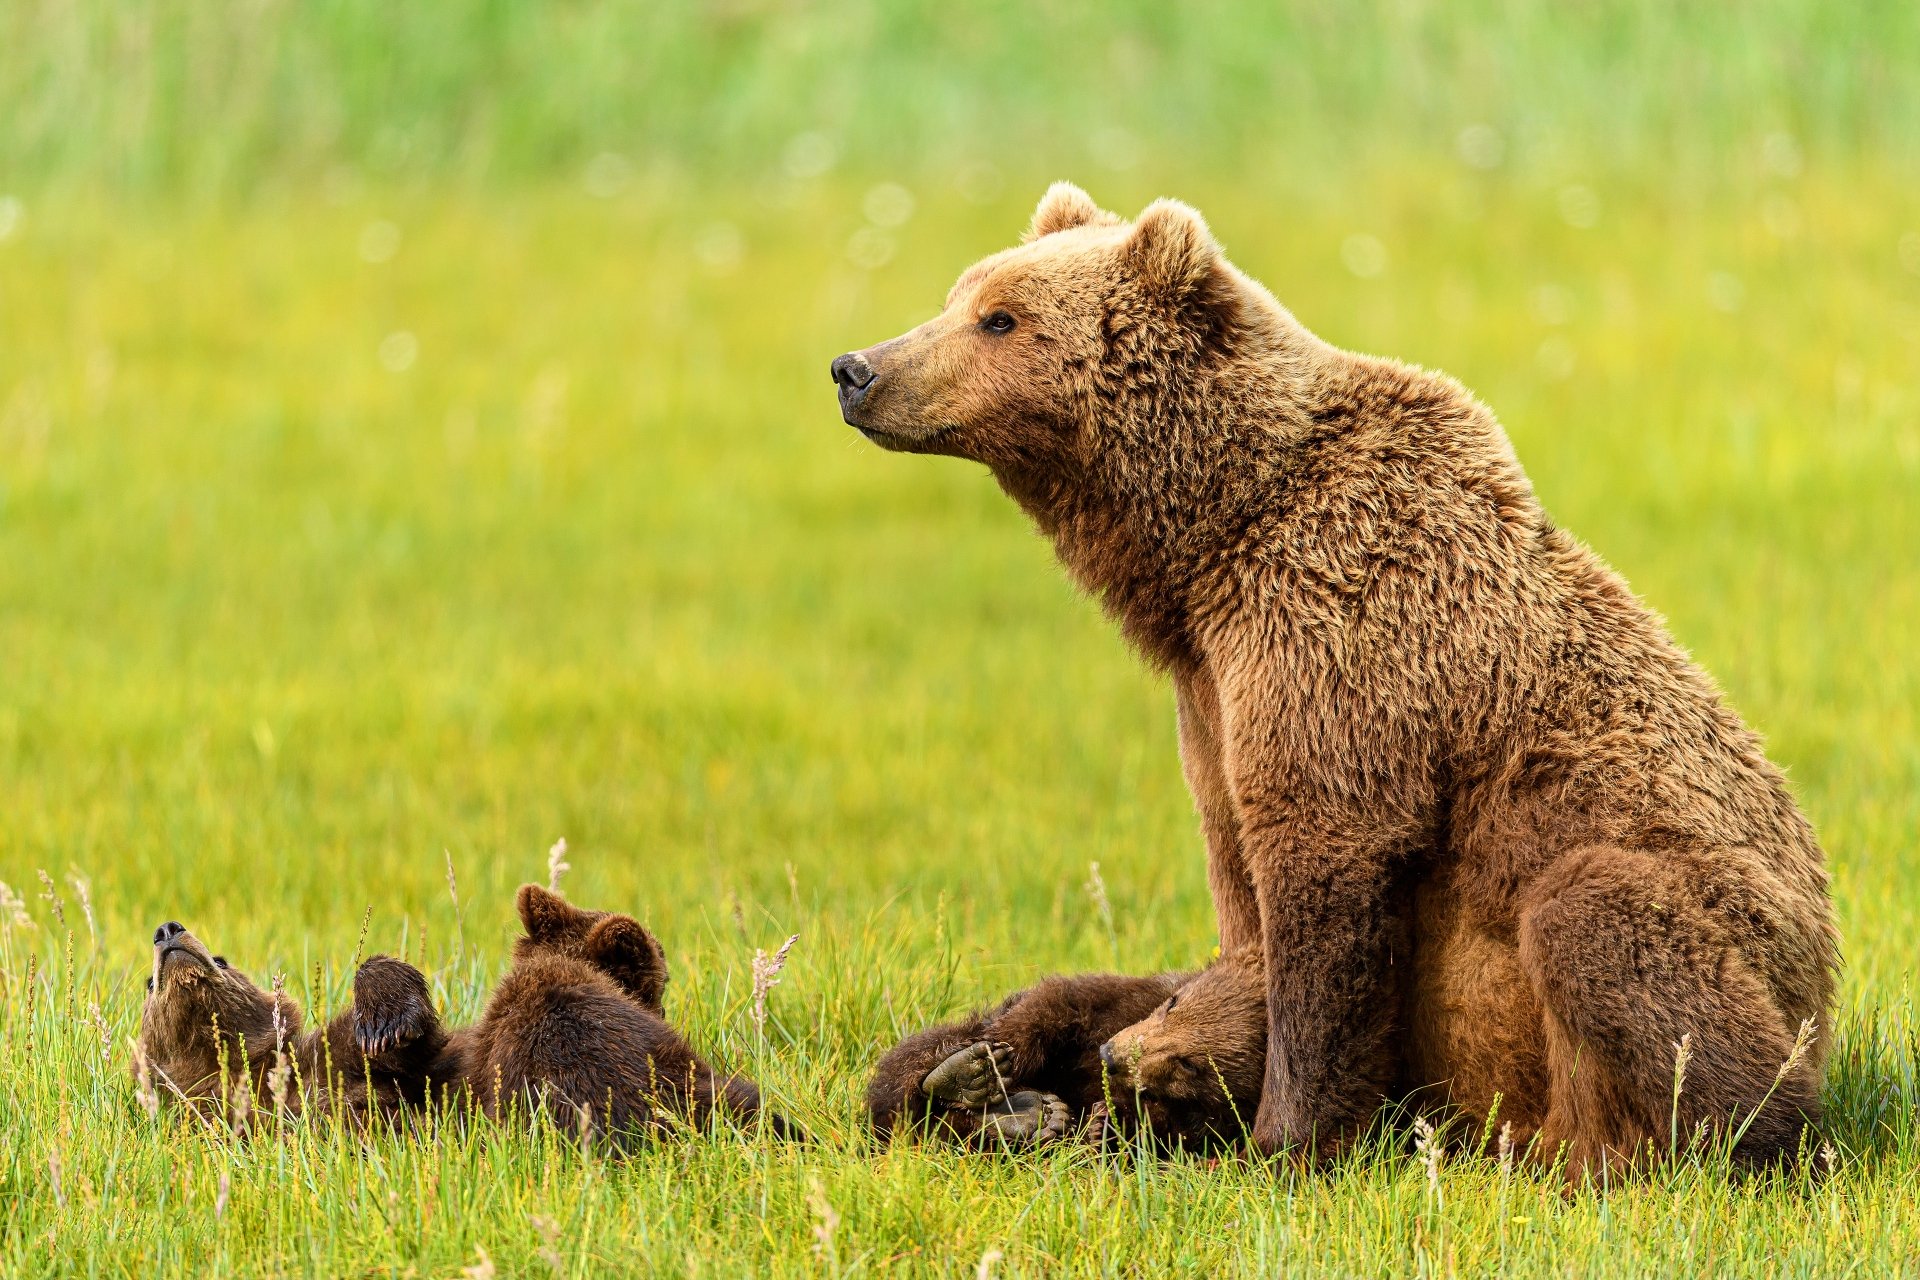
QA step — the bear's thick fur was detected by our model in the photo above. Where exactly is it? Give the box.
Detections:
[868,950,1265,1151]
[1097,948,1267,1149]
[833,183,1838,1174]
[868,969,1183,1146]
[138,891,794,1146]
[451,885,790,1144]
[135,919,439,1124]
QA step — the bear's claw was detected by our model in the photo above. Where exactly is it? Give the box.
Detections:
[981,1090,1071,1147]
[922,1040,1013,1109]
[351,955,439,1063]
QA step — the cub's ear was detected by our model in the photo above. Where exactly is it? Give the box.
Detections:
[516,883,585,942]
[1025,181,1120,242]
[1121,199,1220,298]
[584,915,670,1012]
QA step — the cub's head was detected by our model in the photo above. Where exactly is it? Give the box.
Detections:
[1098,947,1265,1134]
[514,885,669,1014]
[830,182,1253,471]
[136,920,299,1101]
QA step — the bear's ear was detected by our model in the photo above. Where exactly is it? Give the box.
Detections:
[516,883,586,942]
[1121,198,1220,298]
[1025,181,1120,242]
[584,915,670,1012]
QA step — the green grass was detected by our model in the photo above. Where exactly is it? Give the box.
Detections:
[1,160,1917,1274]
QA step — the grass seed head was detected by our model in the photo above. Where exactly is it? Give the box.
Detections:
[35,869,66,929]
[66,871,97,948]
[808,1177,839,1263]
[1776,1018,1817,1084]
[751,933,799,1035]
[87,1000,110,1066]
[1413,1113,1444,1197]
[130,1036,161,1119]
[1085,860,1113,926]
[0,879,33,931]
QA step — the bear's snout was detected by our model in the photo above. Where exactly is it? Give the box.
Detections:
[830,351,876,418]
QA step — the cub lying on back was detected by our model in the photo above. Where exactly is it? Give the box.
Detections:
[135,918,442,1124]
[136,887,794,1145]
[868,948,1264,1151]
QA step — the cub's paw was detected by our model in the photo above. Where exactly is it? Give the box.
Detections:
[981,1091,1071,1148]
[352,955,439,1061]
[922,1040,1012,1110]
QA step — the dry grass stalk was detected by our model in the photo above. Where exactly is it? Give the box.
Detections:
[35,869,66,929]
[0,879,33,931]
[66,871,97,949]
[808,1177,839,1264]
[751,933,800,1036]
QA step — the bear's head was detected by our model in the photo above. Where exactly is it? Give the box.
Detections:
[136,919,300,1101]
[514,884,669,1014]
[830,182,1258,474]
[1098,946,1265,1140]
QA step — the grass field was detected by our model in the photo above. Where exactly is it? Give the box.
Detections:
[4,3,1920,1276]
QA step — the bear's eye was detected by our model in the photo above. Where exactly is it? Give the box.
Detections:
[213,956,228,969]
[980,310,1016,335]
[145,976,154,992]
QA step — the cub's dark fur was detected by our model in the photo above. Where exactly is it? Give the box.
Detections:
[868,950,1264,1151]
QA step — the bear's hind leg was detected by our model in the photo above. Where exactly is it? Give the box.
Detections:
[1518,845,1819,1181]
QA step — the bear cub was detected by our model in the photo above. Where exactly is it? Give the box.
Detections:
[868,947,1264,1151]
[135,919,442,1124]
[448,885,796,1144]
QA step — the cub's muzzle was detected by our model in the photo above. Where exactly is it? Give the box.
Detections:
[151,920,214,974]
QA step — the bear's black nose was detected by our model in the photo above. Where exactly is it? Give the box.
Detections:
[1098,1042,1115,1068]
[154,921,185,946]
[830,352,875,392]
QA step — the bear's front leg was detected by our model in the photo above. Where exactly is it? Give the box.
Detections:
[1176,667,1262,955]
[1242,820,1407,1162]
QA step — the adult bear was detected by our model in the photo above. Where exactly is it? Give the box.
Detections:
[829,182,1837,1176]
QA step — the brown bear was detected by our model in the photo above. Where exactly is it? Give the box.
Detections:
[868,949,1265,1152]
[446,885,795,1145]
[831,183,1837,1176]
[135,919,441,1125]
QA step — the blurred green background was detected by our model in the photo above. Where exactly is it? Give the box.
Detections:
[2,3,1919,1275]
[5,0,1920,189]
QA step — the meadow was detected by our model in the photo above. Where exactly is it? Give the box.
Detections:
[4,3,1920,1275]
